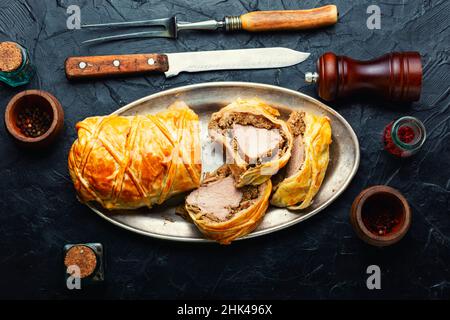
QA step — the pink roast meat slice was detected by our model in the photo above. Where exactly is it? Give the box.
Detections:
[232,124,282,163]
[186,176,243,221]
[285,135,305,177]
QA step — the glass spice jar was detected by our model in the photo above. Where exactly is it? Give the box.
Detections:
[0,41,35,87]
[383,116,426,158]
[63,243,104,286]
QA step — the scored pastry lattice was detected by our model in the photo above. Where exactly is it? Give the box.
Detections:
[71,108,200,208]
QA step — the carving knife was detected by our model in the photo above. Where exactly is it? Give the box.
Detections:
[65,47,310,79]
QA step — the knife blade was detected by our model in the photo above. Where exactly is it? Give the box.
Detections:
[65,47,309,80]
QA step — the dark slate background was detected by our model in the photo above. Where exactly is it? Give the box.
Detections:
[0,0,449,300]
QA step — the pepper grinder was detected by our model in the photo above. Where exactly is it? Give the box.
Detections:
[305,52,422,102]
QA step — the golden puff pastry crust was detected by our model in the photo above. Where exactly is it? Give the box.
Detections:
[185,165,272,245]
[270,112,332,210]
[68,101,202,210]
[208,98,293,188]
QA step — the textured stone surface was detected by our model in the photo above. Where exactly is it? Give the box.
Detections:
[0,0,449,299]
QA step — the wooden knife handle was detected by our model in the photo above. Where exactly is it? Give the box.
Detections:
[65,54,169,79]
[240,5,338,32]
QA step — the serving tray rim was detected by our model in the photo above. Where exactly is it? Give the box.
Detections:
[88,81,360,243]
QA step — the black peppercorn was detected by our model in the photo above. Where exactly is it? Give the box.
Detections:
[16,106,52,138]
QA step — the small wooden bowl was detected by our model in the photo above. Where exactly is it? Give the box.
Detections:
[350,185,411,247]
[5,90,64,147]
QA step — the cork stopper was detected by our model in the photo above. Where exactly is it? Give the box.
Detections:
[0,42,23,73]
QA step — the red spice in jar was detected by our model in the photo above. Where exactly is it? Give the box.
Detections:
[361,193,403,236]
[383,116,425,158]
[383,122,416,157]
[397,125,415,143]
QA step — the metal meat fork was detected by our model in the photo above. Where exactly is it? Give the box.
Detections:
[82,17,221,44]
[82,5,338,44]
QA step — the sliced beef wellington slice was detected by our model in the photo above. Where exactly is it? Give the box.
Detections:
[284,112,306,177]
[208,98,293,187]
[271,111,332,210]
[185,165,272,245]
[232,124,283,164]
[186,175,242,222]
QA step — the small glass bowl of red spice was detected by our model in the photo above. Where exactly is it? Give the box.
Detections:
[383,116,426,158]
[5,90,64,147]
[350,186,411,247]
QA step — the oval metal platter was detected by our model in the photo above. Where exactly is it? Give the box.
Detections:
[87,82,360,242]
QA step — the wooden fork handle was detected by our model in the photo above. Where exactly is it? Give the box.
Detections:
[65,53,169,79]
[240,5,338,32]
